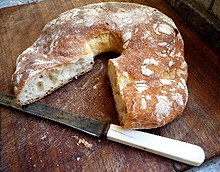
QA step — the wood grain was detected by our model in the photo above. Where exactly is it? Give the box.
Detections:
[0,0,219,171]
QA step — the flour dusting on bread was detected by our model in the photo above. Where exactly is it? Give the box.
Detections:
[12,2,188,129]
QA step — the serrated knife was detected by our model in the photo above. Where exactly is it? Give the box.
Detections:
[0,92,205,166]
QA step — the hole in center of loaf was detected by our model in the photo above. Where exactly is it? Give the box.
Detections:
[94,52,120,61]
[87,33,123,57]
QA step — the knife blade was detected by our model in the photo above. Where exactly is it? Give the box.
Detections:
[0,92,205,166]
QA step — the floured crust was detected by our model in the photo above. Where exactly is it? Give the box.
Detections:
[12,2,188,129]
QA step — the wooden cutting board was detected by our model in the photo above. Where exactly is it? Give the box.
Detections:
[0,0,219,171]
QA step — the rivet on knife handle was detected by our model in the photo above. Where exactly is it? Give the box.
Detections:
[107,124,205,166]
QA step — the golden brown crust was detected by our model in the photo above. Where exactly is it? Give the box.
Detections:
[12,2,188,129]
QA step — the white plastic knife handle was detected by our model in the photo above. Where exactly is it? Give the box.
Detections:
[107,124,205,166]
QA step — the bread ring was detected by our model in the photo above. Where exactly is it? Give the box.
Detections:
[12,2,188,129]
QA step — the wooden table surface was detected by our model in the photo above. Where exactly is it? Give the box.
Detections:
[0,0,220,171]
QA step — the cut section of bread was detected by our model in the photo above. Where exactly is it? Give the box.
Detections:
[12,2,188,129]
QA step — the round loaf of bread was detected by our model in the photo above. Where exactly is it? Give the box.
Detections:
[12,2,188,129]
